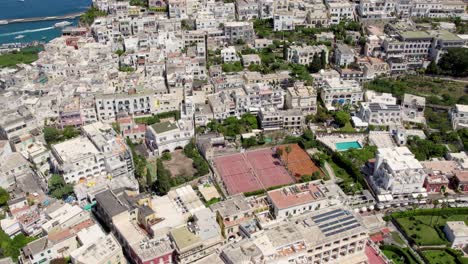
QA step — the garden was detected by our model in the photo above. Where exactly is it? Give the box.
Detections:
[380,245,420,264]
[0,46,43,68]
[390,208,468,246]
[364,75,467,106]
[422,249,468,264]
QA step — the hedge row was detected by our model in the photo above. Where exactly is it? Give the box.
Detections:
[389,207,468,219]
[420,248,467,264]
[380,245,420,264]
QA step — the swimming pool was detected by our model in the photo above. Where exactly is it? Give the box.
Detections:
[335,141,362,151]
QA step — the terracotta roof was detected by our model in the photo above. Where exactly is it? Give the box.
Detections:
[48,219,95,243]
[455,170,468,183]
[268,184,323,209]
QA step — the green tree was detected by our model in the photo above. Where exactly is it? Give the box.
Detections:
[222,62,243,72]
[155,159,171,195]
[426,60,440,75]
[275,148,283,158]
[240,113,258,129]
[301,175,313,182]
[62,126,79,139]
[0,188,10,206]
[80,7,107,26]
[308,53,322,73]
[438,48,468,77]
[242,137,257,148]
[334,111,350,127]
[285,145,292,166]
[43,127,61,144]
[320,50,327,69]
[48,174,74,199]
[161,152,172,161]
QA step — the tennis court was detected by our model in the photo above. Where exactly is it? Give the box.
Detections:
[214,154,262,195]
[277,144,323,180]
[214,148,296,195]
[245,149,295,188]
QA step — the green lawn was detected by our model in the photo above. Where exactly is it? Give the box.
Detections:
[422,249,468,264]
[0,46,42,68]
[381,245,420,264]
[383,249,406,264]
[364,76,467,106]
[328,160,362,193]
[341,146,377,168]
[391,231,405,245]
[339,121,355,132]
[423,250,456,264]
[397,214,468,246]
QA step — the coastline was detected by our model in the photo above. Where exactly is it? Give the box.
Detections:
[0,0,91,45]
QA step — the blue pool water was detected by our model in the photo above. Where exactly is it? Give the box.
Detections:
[335,141,362,151]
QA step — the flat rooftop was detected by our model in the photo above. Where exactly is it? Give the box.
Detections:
[151,121,178,134]
[400,30,432,39]
[52,136,99,163]
[268,183,325,209]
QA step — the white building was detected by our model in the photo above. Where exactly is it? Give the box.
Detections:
[287,45,329,65]
[410,0,465,18]
[267,183,329,219]
[451,104,468,130]
[42,203,91,234]
[235,0,259,20]
[444,221,468,249]
[221,207,369,264]
[145,119,194,156]
[370,147,426,196]
[82,122,135,179]
[273,12,299,31]
[358,102,402,126]
[319,77,363,110]
[221,46,240,63]
[401,94,426,124]
[334,44,355,67]
[327,1,354,24]
[95,91,153,121]
[224,21,255,44]
[286,82,318,114]
[364,90,397,105]
[71,234,124,264]
[170,208,223,264]
[358,0,396,20]
[51,137,106,184]
[258,107,304,131]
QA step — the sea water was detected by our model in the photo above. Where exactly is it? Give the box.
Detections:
[0,0,92,45]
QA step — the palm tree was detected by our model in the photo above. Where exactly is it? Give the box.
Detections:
[285,145,292,166]
[430,199,439,226]
[276,148,283,159]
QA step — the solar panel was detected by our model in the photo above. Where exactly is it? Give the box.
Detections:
[322,220,357,233]
[312,209,342,220]
[324,224,361,237]
[318,216,355,229]
[314,212,347,223]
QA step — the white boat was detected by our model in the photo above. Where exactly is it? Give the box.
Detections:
[14,35,25,39]
[18,0,25,2]
[0,20,8,25]
[53,21,72,28]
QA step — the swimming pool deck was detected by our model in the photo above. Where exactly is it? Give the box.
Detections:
[317,133,366,151]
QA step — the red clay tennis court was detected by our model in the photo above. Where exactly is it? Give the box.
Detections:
[214,148,295,195]
[245,149,294,188]
[277,144,323,180]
